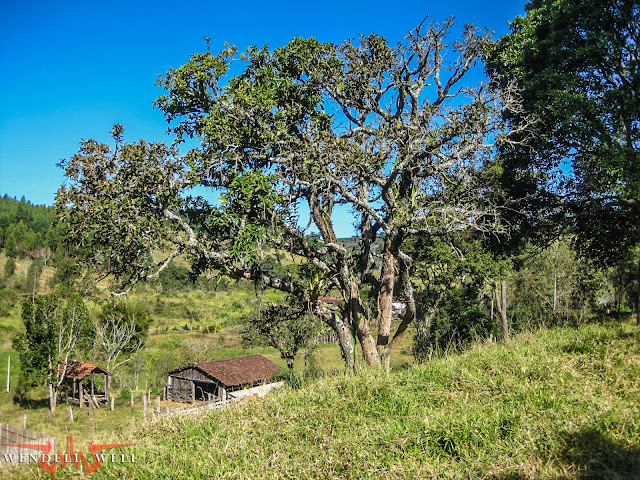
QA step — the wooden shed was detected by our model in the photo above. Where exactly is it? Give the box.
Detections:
[60,361,111,407]
[164,354,281,403]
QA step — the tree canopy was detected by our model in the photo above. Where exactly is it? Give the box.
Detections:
[242,301,325,369]
[57,19,523,369]
[13,293,95,411]
[487,0,640,322]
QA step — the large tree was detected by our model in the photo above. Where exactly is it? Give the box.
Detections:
[57,19,520,369]
[488,0,640,323]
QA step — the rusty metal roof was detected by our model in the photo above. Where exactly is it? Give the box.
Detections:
[62,361,111,380]
[169,354,281,387]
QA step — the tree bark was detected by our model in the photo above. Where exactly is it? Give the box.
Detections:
[501,280,509,340]
[49,383,57,413]
[377,246,396,357]
[313,305,355,370]
[350,284,379,367]
[491,279,509,341]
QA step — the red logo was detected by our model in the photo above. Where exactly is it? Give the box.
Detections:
[3,434,134,477]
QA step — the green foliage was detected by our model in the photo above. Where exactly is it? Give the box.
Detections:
[407,231,505,360]
[13,293,94,389]
[99,300,152,349]
[57,20,513,369]
[509,239,601,329]
[13,297,56,388]
[22,257,44,297]
[0,195,61,260]
[120,387,131,401]
[50,256,80,289]
[0,287,19,317]
[204,322,221,333]
[415,283,496,360]
[242,302,324,369]
[487,0,640,300]
[3,257,16,279]
[156,262,192,291]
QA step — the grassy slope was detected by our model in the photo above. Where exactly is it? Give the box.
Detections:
[5,320,639,479]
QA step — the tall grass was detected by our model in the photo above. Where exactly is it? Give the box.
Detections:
[5,320,638,479]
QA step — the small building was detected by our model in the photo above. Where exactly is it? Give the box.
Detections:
[60,361,111,407]
[164,354,282,404]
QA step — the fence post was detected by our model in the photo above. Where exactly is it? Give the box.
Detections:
[6,355,9,392]
[143,394,148,420]
[156,396,160,414]
[22,414,26,430]
[68,406,74,422]
[111,397,114,411]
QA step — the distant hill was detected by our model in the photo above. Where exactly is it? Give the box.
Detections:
[0,195,63,259]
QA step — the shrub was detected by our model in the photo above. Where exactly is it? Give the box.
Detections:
[120,387,132,401]
[205,322,221,333]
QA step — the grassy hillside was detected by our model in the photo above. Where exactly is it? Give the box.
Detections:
[4,320,639,479]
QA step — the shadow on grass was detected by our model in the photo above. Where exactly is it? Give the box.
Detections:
[12,393,49,410]
[487,427,640,480]
[557,427,640,479]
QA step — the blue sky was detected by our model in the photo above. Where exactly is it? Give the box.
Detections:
[0,0,524,237]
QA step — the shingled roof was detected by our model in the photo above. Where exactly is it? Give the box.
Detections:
[169,354,281,388]
[62,361,111,380]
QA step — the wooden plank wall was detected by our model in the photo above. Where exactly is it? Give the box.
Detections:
[0,422,56,464]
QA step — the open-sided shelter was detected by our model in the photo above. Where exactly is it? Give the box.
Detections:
[61,361,111,406]
[164,354,281,403]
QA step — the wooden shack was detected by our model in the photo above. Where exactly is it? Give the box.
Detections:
[164,354,281,403]
[60,361,111,407]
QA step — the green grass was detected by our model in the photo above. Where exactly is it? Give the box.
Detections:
[4,320,639,479]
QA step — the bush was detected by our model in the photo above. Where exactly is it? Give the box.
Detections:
[3,257,16,279]
[205,322,221,334]
[0,287,18,317]
[120,387,132,401]
[414,284,497,361]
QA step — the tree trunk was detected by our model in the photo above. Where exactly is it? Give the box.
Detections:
[377,247,396,358]
[493,280,509,341]
[501,280,509,340]
[553,270,558,312]
[315,306,355,370]
[346,276,379,367]
[285,357,294,369]
[49,383,57,413]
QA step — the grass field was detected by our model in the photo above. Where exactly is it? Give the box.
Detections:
[2,319,638,479]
